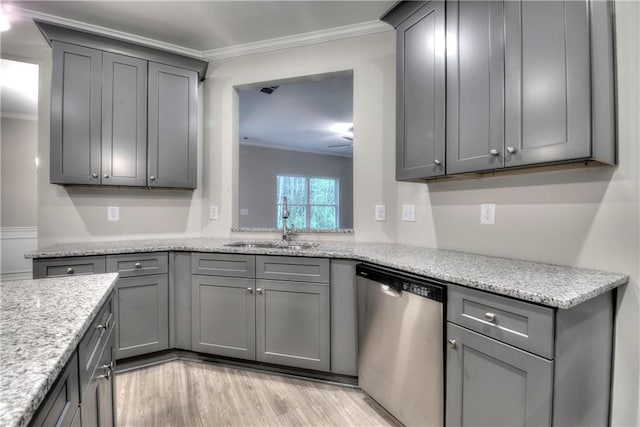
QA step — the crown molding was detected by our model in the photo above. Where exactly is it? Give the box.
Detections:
[240,140,353,159]
[10,7,205,59]
[9,8,392,64]
[202,20,392,62]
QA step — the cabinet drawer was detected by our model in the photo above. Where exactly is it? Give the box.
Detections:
[30,352,79,427]
[106,252,168,277]
[191,253,255,278]
[447,285,555,359]
[78,294,114,397]
[33,256,106,279]
[256,256,330,283]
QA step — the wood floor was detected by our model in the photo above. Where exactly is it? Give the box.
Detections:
[116,360,398,426]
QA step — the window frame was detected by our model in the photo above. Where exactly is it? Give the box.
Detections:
[276,174,340,230]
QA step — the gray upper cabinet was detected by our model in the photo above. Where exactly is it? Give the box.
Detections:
[50,41,102,185]
[147,63,198,189]
[446,1,504,174]
[39,21,206,189]
[394,1,446,180]
[504,0,591,167]
[101,52,148,186]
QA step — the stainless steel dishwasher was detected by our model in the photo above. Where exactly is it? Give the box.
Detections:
[356,263,445,427]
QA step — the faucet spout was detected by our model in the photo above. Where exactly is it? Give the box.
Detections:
[282,196,290,241]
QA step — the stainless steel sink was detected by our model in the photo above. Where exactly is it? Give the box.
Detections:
[223,241,318,250]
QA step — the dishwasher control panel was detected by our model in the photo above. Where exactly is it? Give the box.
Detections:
[357,264,445,303]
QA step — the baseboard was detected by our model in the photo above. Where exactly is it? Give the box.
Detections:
[1,271,32,281]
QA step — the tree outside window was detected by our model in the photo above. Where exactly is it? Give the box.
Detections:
[276,175,339,230]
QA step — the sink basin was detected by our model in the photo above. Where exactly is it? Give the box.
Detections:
[224,241,318,250]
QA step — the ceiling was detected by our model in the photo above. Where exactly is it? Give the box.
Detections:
[6,1,395,53]
[239,74,353,157]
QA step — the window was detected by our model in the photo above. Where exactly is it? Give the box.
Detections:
[276,175,339,229]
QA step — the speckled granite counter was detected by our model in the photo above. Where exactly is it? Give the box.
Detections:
[26,238,628,309]
[0,273,118,427]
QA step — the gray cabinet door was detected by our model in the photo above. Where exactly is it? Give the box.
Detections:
[256,280,330,372]
[396,1,446,180]
[30,352,79,427]
[101,52,148,186]
[81,330,115,427]
[191,275,256,360]
[446,0,504,174]
[504,0,591,167]
[147,62,197,189]
[446,323,553,427]
[115,274,169,359]
[50,41,102,185]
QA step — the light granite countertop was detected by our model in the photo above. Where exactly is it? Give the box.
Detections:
[0,273,119,427]
[25,238,628,309]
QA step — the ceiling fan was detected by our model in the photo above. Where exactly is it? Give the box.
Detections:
[328,126,353,149]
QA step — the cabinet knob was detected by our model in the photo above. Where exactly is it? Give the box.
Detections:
[96,367,112,381]
[448,339,457,349]
[149,176,156,181]
[484,312,496,322]
[489,149,500,156]
[506,146,517,154]
[96,319,110,330]
[434,159,442,166]
[134,262,142,269]
[66,267,74,274]
[91,172,98,178]
[103,174,110,179]
[256,288,263,294]
[247,288,253,294]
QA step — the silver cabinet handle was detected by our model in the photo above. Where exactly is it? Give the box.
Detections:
[434,159,442,166]
[134,262,142,269]
[256,288,263,294]
[506,146,517,154]
[91,172,98,178]
[66,267,74,274]
[96,368,112,381]
[149,176,156,181]
[484,312,496,322]
[96,318,110,330]
[490,149,500,156]
[103,174,109,179]
[448,339,456,349]
[247,288,253,293]
[99,361,114,370]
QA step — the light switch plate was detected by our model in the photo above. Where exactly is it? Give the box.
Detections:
[480,203,496,224]
[375,205,386,221]
[209,206,218,220]
[107,206,119,222]
[401,204,416,221]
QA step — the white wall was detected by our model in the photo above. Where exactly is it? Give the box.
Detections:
[238,144,353,229]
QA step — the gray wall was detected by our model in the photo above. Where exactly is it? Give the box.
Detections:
[238,144,353,228]
[1,117,37,227]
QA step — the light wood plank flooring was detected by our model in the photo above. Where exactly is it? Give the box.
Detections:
[117,360,398,426]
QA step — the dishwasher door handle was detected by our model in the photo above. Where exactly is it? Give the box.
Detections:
[380,284,401,298]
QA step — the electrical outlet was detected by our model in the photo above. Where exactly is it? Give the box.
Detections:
[401,204,416,221]
[209,206,218,220]
[480,203,496,224]
[107,206,119,222]
[375,205,386,221]
[240,208,249,216]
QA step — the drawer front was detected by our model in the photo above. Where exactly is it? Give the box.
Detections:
[106,252,168,277]
[447,285,555,359]
[191,253,255,278]
[256,256,330,283]
[33,256,106,279]
[30,352,79,427]
[78,294,115,396]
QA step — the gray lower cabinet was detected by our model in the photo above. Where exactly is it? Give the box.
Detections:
[147,62,198,189]
[394,1,446,180]
[191,275,256,360]
[30,352,80,427]
[446,284,614,426]
[255,279,330,372]
[114,274,169,359]
[81,328,116,427]
[446,323,553,426]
